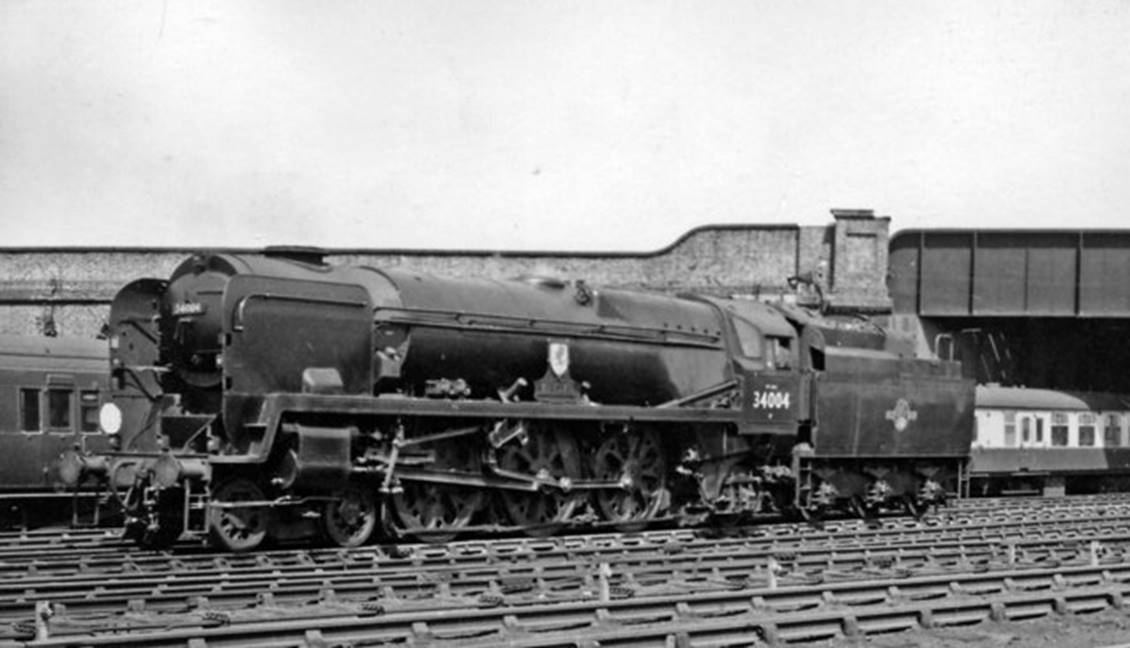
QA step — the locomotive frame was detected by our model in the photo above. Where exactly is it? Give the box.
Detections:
[64,250,975,551]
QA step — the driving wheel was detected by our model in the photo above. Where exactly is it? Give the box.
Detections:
[391,435,483,542]
[593,429,667,530]
[497,427,585,536]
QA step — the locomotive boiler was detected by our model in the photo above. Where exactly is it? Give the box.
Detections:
[63,249,974,551]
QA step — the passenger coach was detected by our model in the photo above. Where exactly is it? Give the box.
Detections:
[0,334,110,525]
[970,385,1130,496]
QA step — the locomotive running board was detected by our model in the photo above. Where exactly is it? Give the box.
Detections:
[216,391,746,464]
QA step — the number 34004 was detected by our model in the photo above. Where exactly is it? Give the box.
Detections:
[752,390,791,409]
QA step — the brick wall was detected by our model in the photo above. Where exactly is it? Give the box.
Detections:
[0,211,891,338]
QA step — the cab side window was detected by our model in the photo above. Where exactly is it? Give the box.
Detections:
[19,388,40,432]
[731,317,762,358]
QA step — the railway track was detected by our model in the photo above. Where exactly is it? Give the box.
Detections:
[8,542,1130,646]
[5,495,1130,646]
[3,499,1130,582]
[2,491,1130,562]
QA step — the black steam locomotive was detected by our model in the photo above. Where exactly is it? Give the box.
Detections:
[62,249,974,551]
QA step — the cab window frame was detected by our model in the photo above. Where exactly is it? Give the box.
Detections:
[729,316,763,359]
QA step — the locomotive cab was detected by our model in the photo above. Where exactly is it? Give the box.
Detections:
[711,299,805,435]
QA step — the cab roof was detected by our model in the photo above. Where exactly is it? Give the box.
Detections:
[693,296,795,338]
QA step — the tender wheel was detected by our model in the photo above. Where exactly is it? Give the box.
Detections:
[849,494,884,529]
[593,428,667,530]
[322,484,377,548]
[392,437,483,542]
[798,503,826,527]
[497,427,585,536]
[208,478,269,552]
[903,494,927,520]
[848,495,873,519]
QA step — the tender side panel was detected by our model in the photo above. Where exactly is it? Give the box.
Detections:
[812,350,973,458]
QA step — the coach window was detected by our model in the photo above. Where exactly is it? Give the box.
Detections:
[19,388,40,432]
[1051,412,1069,447]
[1035,418,1044,443]
[1004,411,1017,446]
[1021,417,1031,444]
[1079,413,1096,447]
[47,388,73,431]
[1106,415,1122,447]
[80,391,100,433]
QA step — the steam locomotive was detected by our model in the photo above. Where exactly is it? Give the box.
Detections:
[61,249,974,551]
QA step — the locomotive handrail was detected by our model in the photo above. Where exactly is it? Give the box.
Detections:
[657,379,740,409]
[114,365,167,401]
[374,306,723,347]
[231,293,368,331]
[116,316,160,344]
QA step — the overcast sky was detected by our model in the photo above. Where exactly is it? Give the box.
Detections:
[2,1,1129,250]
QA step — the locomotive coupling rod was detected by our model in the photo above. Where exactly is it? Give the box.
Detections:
[208,496,309,510]
[487,465,622,492]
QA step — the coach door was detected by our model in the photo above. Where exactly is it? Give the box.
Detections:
[1016,412,1046,471]
[39,376,86,487]
[1,380,46,489]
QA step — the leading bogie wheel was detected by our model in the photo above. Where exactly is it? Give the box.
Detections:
[208,478,269,552]
[322,484,378,548]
